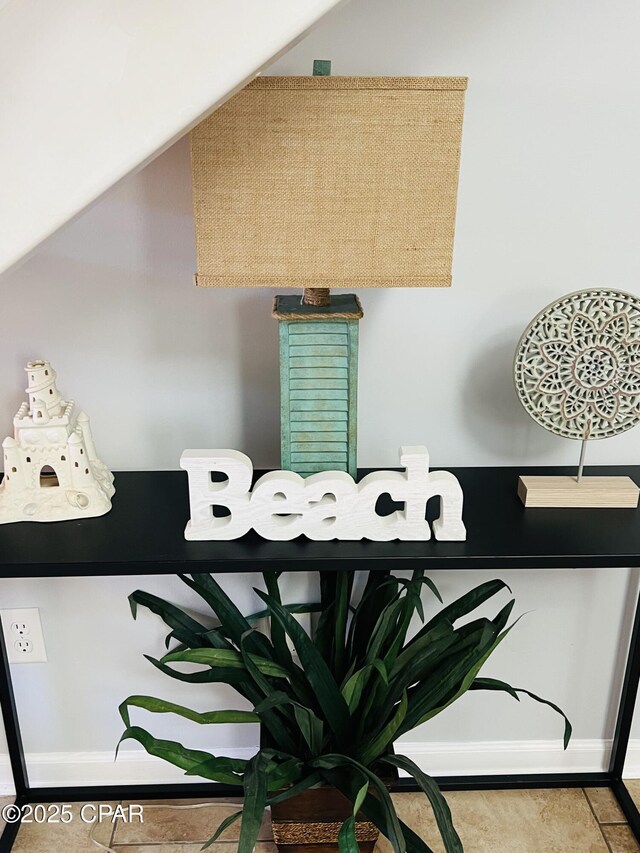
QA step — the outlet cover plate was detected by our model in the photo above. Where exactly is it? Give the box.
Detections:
[0,608,47,663]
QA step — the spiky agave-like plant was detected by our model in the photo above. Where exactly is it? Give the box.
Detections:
[119,571,570,853]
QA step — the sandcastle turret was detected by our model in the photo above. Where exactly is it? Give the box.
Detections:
[25,360,65,421]
[2,437,26,491]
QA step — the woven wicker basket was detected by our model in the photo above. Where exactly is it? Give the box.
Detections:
[271,784,379,853]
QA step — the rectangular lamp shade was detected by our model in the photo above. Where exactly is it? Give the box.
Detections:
[191,76,467,289]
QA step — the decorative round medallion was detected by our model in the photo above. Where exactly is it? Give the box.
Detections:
[514,289,640,440]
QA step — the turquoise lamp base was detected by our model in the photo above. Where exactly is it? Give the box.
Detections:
[274,294,362,477]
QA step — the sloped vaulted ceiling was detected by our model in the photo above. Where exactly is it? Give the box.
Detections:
[0,0,346,276]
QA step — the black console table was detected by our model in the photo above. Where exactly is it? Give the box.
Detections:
[1,465,640,850]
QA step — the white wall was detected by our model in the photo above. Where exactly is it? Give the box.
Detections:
[1,0,640,787]
[0,0,346,275]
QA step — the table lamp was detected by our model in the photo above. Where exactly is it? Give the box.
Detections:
[191,64,467,475]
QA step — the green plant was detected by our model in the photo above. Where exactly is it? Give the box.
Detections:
[119,571,571,853]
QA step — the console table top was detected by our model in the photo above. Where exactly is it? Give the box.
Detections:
[0,466,638,576]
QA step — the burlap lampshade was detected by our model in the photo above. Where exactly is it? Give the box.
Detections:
[190,76,467,289]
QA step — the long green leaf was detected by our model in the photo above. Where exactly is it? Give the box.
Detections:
[395,606,518,723]
[433,579,511,625]
[237,630,298,753]
[245,602,322,623]
[182,757,240,782]
[239,751,270,853]
[315,572,339,664]
[355,593,408,726]
[256,589,352,746]
[256,578,318,710]
[237,633,295,701]
[118,726,244,784]
[470,676,519,701]
[141,655,288,748]
[339,781,372,853]
[342,661,387,713]
[419,575,442,604]
[267,771,324,805]
[382,755,462,853]
[161,647,290,679]
[119,695,258,728]
[338,815,360,853]
[405,618,519,732]
[128,590,212,648]
[366,596,405,664]
[349,571,398,664]
[361,795,434,853]
[262,572,294,672]
[180,573,274,659]
[333,572,353,679]
[253,691,323,755]
[399,622,501,732]
[359,691,408,766]
[267,756,305,790]
[138,655,270,742]
[394,817,434,853]
[353,779,369,815]
[314,601,336,664]
[382,571,440,672]
[388,629,458,700]
[470,678,572,748]
[491,599,517,635]
[293,704,323,756]
[397,605,521,733]
[202,810,242,850]
[392,574,442,609]
[387,631,482,720]
[200,627,236,650]
[144,655,250,685]
[392,621,456,676]
[405,580,511,652]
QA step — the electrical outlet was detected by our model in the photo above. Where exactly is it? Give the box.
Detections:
[0,608,47,663]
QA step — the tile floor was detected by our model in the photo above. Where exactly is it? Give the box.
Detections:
[2,784,640,852]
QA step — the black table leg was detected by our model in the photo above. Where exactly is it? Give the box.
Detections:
[0,617,28,851]
[610,581,640,839]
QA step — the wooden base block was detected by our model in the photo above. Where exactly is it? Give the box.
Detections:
[518,476,640,508]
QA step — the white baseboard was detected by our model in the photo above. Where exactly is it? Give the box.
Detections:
[617,743,640,779]
[0,747,255,795]
[0,739,637,796]
[397,738,613,777]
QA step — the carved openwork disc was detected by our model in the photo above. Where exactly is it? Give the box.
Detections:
[514,289,640,440]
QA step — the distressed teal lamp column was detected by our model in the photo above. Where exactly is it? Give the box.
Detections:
[190,70,467,475]
[274,293,362,476]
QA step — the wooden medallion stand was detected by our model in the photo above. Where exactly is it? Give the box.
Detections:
[518,475,640,508]
[518,439,640,508]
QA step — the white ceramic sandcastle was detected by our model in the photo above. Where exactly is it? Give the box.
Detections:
[0,360,114,523]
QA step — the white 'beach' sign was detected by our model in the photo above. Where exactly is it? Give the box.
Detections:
[180,446,466,542]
